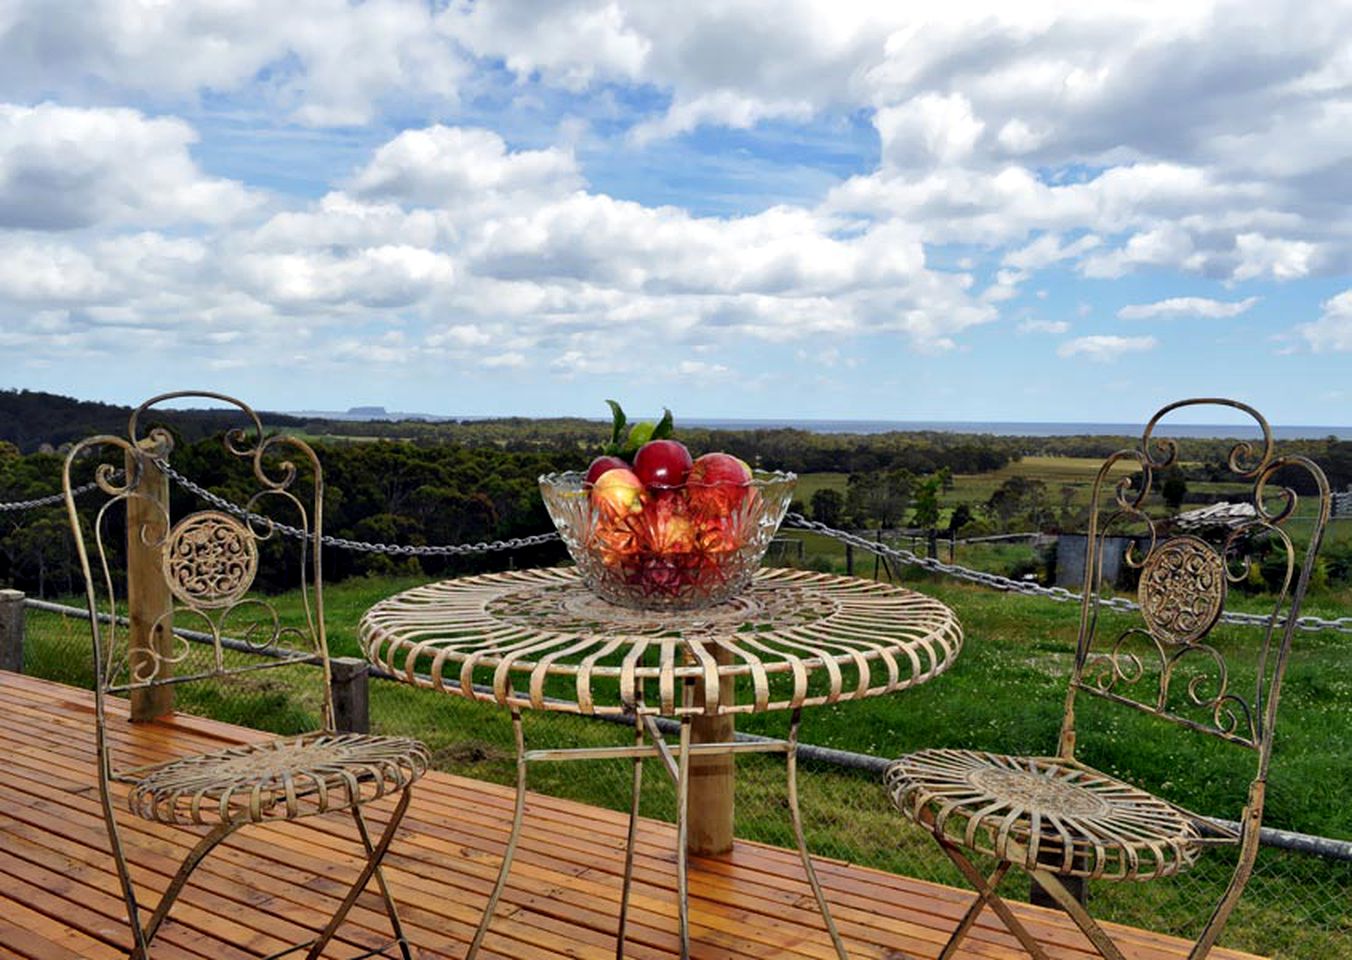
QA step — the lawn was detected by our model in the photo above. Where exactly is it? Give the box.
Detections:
[22,564,1351,958]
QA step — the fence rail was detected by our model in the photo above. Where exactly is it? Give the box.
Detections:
[6,469,1348,634]
[10,593,1351,866]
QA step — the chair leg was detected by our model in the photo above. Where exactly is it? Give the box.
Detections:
[616,719,645,960]
[938,858,1012,960]
[1029,869,1127,960]
[467,708,528,960]
[786,708,849,960]
[351,803,414,960]
[138,819,245,953]
[933,838,1052,960]
[1188,822,1261,960]
[100,772,152,960]
[675,715,692,960]
[304,787,414,960]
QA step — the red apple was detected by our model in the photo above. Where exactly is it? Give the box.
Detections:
[590,467,646,517]
[642,493,696,553]
[633,439,693,489]
[585,454,629,485]
[592,512,642,567]
[686,452,753,516]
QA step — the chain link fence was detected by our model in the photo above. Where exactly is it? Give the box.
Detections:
[5,466,1351,957]
[19,596,1350,959]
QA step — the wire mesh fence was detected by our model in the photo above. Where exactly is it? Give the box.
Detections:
[19,600,1351,959]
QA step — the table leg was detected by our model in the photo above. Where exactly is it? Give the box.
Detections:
[676,715,693,959]
[467,707,527,960]
[787,707,850,960]
[616,718,645,960]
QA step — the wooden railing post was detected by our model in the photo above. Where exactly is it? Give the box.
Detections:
[689,645,735,856]
[0,589,24,673]
[331,657,371,734]
[126,440,174,721]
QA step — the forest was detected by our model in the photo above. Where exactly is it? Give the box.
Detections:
[2,389,1349,597]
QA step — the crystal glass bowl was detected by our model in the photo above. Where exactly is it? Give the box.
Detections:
[539,468,797,611]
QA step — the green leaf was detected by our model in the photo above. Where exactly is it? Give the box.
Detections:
[605,400,627,447]
[620,420,655,458]
[651,408,674,440]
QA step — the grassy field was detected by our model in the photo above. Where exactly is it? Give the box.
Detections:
[24,566,1351,957]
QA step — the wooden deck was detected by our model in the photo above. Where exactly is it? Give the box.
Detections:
[0,671,1264,960]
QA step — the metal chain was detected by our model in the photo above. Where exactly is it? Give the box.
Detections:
[781,514,1352,635]
[155,459,561,557]
[0,479,102,512]
[6,466,1347,634]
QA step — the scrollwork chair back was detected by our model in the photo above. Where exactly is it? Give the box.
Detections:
[65,391,333,738]
[1062,398,1331,767]
[887,398,1332,960]
[62,392,427,960]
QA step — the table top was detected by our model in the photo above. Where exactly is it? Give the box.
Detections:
[360,567,962,718]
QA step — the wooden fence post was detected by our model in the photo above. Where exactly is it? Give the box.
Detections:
[0,589,24,674]
[126,440,174,721]
[331,657,371,734]
[1032,874,1087,909]
[689,645,736,856]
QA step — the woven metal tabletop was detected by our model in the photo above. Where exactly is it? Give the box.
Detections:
[361,567,962,718]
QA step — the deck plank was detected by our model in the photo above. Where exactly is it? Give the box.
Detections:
[0,671,1264,960]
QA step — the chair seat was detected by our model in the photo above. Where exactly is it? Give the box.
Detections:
[128,732,430,825]
[886,749,1205,882]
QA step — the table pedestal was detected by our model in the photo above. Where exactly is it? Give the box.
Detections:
[465,706,850,960]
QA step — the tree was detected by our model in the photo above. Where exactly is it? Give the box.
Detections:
[810,488,844,527]
[910,474,945,530]
[845,468,913,528]
[1161,469,1188,509]
[986,476,1051,532]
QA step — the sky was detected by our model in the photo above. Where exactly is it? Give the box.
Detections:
[1,0,1350,425]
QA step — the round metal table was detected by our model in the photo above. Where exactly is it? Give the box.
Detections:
[361,567,962,959]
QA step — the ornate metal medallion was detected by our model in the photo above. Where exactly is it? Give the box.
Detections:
[1137,535,1226,645]
[162,510,259,609]
[485,578,841,641]
[966,766,1110,818]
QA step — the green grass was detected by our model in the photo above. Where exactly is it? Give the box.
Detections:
[23,570,1351,958]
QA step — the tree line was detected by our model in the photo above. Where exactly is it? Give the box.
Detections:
[2,390,1349,597]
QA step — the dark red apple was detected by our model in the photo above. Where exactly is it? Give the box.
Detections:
[686,452,753,516]
[585,454,629,485]
[633,439,693,489]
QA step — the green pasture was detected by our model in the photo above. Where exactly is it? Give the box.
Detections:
[24,566,1351,958]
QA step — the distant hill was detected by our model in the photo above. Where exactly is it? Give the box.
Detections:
[0,390,306,453]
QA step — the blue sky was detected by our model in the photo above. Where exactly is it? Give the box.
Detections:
[1,1,1350,425]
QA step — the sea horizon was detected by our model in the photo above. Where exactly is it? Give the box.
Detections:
[292,408,1350,440]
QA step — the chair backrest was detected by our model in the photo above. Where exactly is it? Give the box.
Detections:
[62,392,333,776]
[1058,399,1331,793]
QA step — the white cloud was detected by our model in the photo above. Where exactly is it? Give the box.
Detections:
[630,91,814,144]
[1296,289,1352,352]
[1117,296,1258,320]
[350,126,582,208]
[0,0,465,127]
[3,2,1351,397]
[0,103,257,230]
[1232,233,1318,281]
[875,93,984,168]
[1018,318,1069,334]
[1057,334,1157,362]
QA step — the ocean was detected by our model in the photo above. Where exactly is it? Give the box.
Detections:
[293,409,1350,440]
[680,418,1350,440]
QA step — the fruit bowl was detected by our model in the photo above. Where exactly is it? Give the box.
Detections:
[540,468,797,611]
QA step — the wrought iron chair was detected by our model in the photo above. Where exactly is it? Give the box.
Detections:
[61,392,430,960]
[885,399,1332,960]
